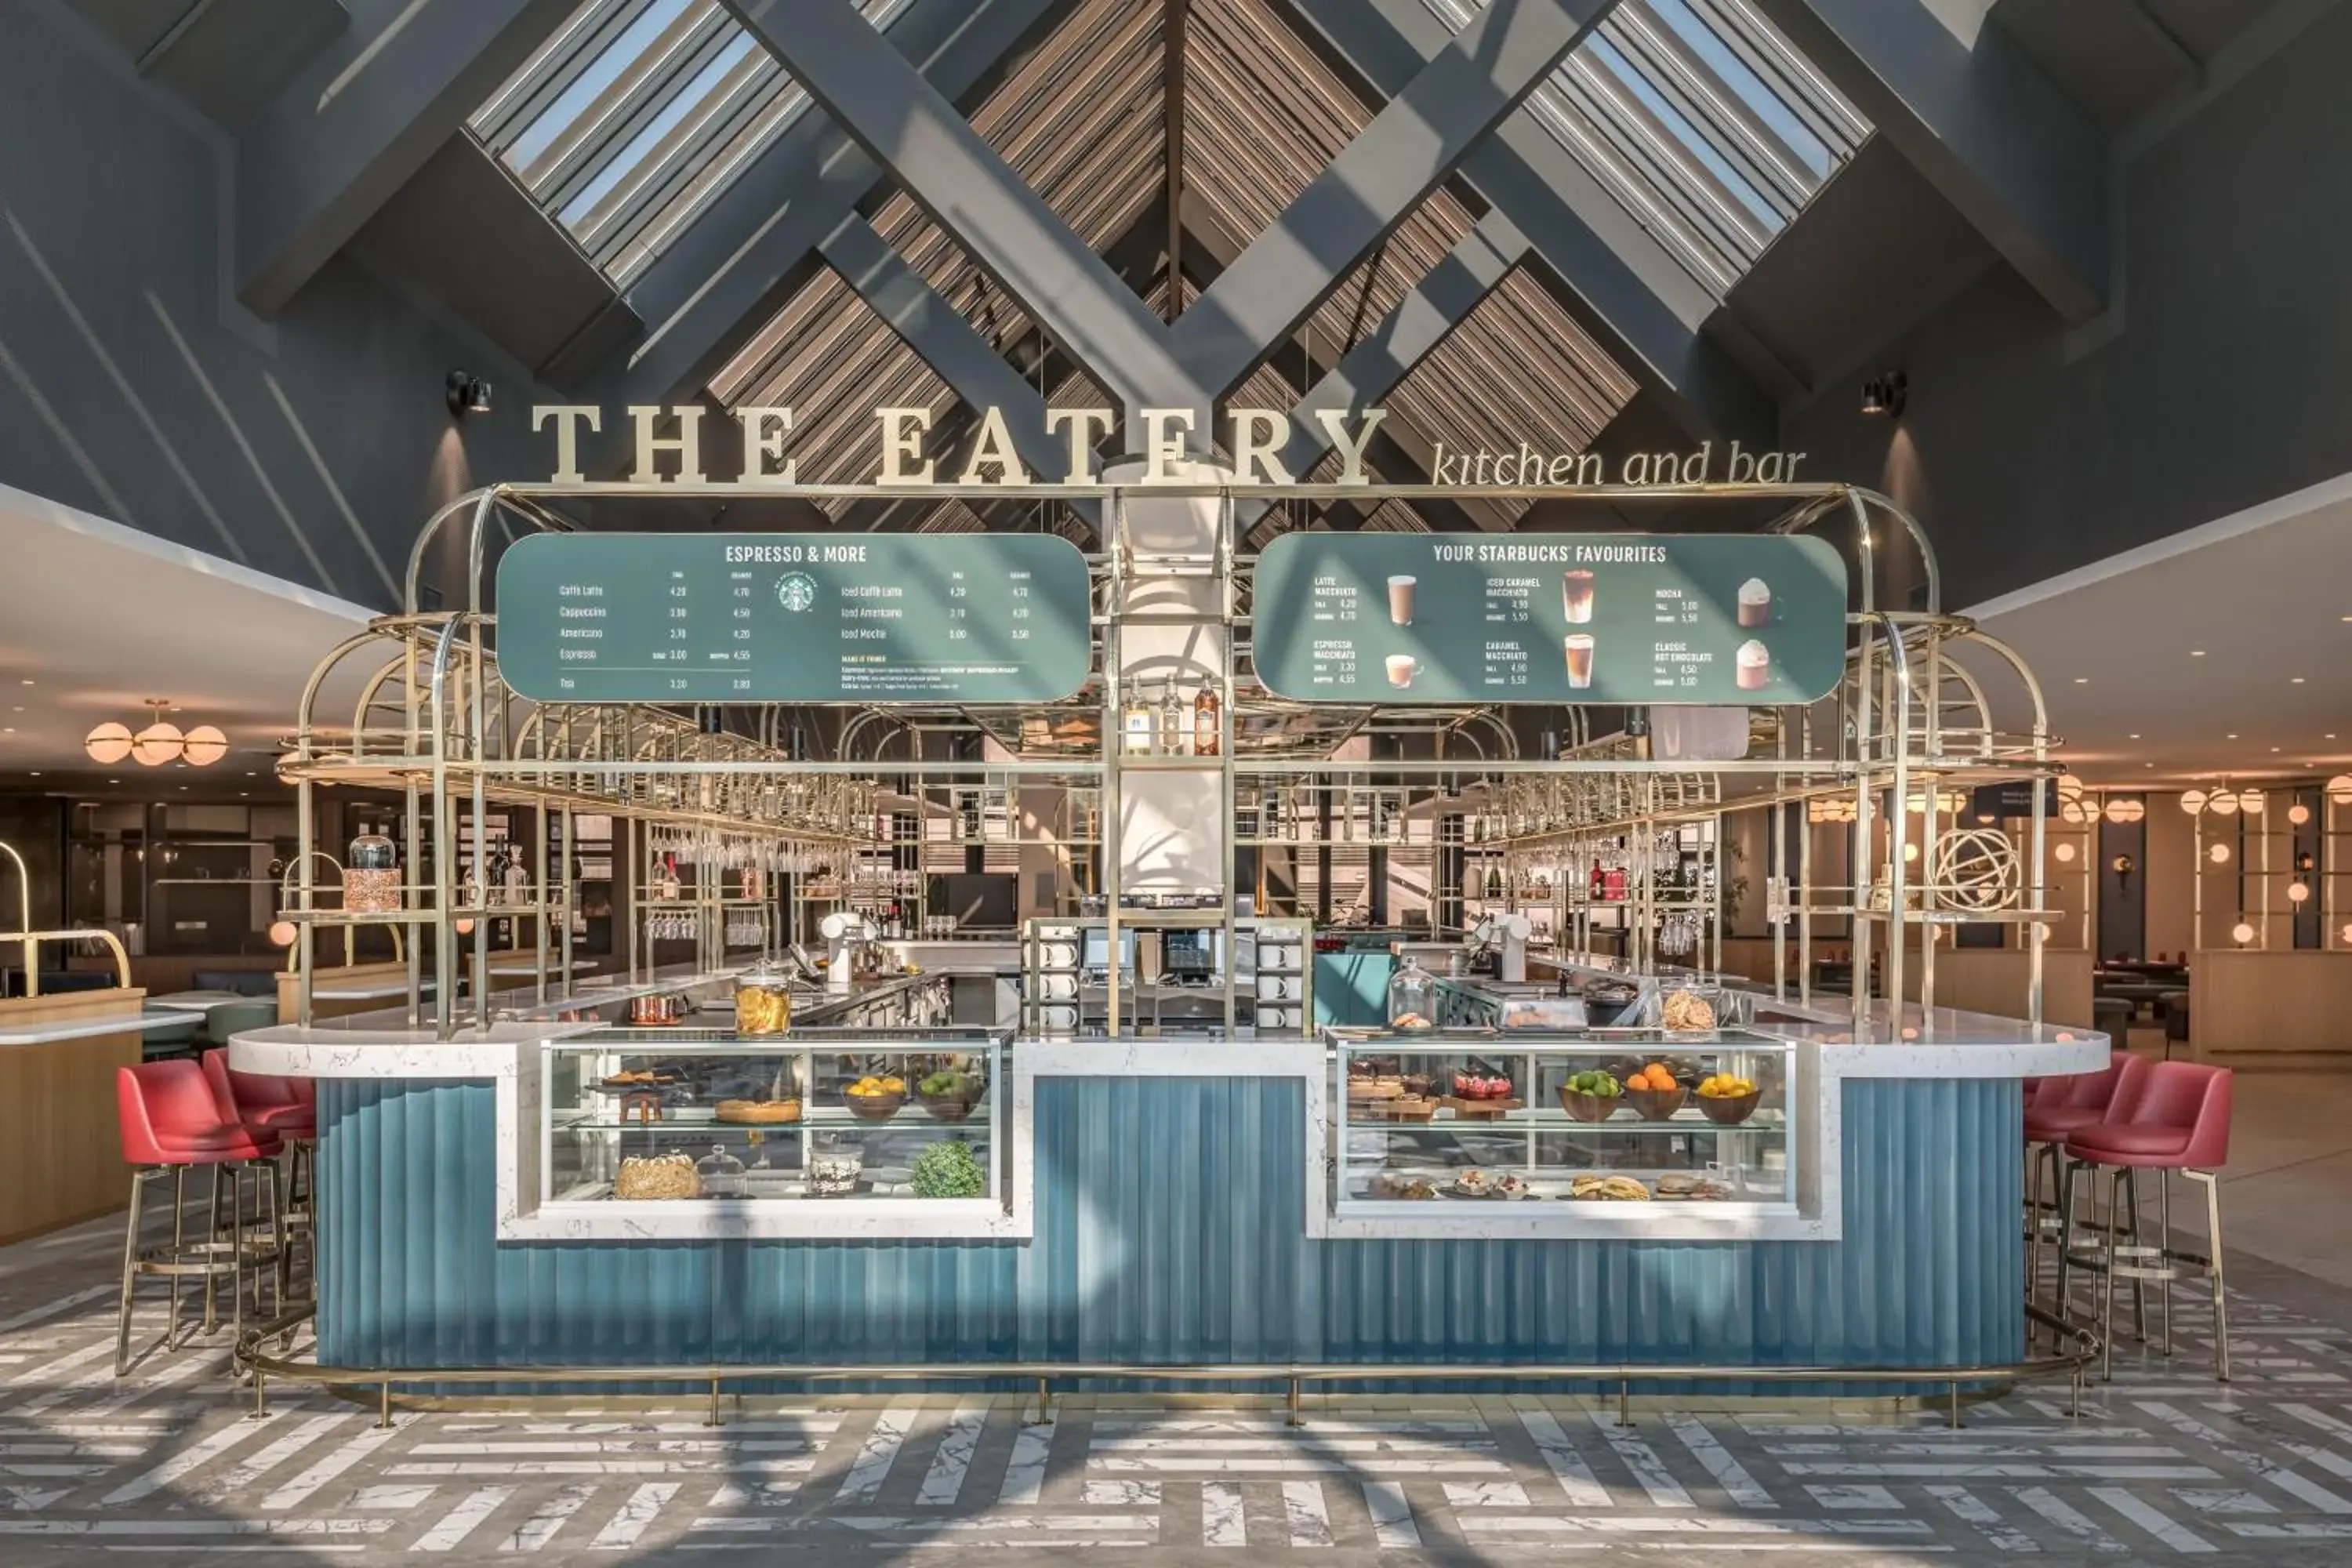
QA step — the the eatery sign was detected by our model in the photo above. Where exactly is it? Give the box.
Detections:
[530,403,1812,490]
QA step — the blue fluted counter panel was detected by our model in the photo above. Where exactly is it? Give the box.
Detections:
[315,1074,2021,1386]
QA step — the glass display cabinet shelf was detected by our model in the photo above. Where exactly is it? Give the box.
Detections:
[1330,1027,1797,1214]
[542,1028,1006,1207]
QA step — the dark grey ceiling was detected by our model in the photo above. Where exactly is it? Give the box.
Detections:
[1990,0,2280,131]
[78,0,350,129]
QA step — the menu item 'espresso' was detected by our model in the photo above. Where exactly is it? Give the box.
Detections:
[1561,568,1595,624]
[1736,639,1770,691]
[1737,577,1772,628]
[1564,633,1595,690]
[1387,575,1416,626]
[1385,655,1418,688]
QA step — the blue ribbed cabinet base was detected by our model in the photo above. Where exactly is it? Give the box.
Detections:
[316,1075,2022,1392]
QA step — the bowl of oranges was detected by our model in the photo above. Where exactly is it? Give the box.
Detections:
[844,1075,907,1121]
[1621,1062,1687,1120]
[1696,1073,1762,1125]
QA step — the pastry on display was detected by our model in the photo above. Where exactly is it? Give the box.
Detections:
[1661,989,1717,1031]
[1655,1174,1733,1202]
[613,1152,700,1200]
[1451,1072,1514,1101]
[1568,1174,1652,1202]
[714,1098,801,1124]
[1370,1172,1439,1200]
[808,1146,865,1197]
[1389,1012,1433,1029]
[1452,1170,1531,1200]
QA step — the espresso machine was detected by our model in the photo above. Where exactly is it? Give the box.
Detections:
[1465,911,1533,982]
[818,909,879,993]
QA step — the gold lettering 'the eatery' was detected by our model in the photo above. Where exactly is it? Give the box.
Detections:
[531,403,1389,486]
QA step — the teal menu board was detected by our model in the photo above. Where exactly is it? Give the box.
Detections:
[1251,533,1848,705]
[495,533,1093,703]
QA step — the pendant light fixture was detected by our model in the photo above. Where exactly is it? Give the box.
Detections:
[85,699,227,767]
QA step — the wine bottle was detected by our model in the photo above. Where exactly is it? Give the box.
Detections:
[1192,681,1221,757]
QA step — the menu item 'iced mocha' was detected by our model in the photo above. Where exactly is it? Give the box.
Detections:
[1385,654,1418,688]
[1561,568,1595,624]
[1737,577,1772,628]
[1736,639,1770,691]
[1388,575,1416,626]
[1564,633,1595,690]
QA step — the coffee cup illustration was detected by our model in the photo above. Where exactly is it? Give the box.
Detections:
[1562,568,1595,624]
[1736,639,1770,691]
[1385,654,1419,688]
[1737,577,1771,628]
[1387,575,1417,626]
[1563,633,1595,690]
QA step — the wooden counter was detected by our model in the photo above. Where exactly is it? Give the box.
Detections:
[0,987,146,1243]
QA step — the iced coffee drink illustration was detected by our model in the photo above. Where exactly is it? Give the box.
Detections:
[1387,575,1416,626]
[1563,633,1595,690]
[1561,568,1595,623]
[1737,576,1771,628]
[1385,654,1419,688]
[1736,638,1770,691]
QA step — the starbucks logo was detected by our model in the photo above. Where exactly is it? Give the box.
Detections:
[775,572,818,613]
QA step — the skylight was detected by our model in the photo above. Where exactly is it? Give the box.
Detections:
[1422,0,1869,295]
[471,0,910,285]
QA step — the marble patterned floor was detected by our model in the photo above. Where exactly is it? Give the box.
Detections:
[0,1203,2346,1566]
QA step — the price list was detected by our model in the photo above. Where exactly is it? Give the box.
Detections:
[1254,533,1846,706]
[495,532,1092,704]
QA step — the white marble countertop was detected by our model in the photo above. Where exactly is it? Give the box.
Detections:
[0,1010,206,1047]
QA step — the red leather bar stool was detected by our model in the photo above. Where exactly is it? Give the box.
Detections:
[202,1051,314,1299]
[2062,1061,2234,1381]
[2028,1051,2144,1323]
[114,1061,284,1377]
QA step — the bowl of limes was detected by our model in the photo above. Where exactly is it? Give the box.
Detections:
[1558,1069,1623,1122]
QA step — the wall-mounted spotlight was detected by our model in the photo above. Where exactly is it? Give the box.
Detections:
[445,370,492,417]
[1860,370,1907,418]
[2110,852,2136,891]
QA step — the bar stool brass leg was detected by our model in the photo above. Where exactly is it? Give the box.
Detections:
[2158,1169,2173,1358]
[2055,1159,2079,1323]
[2125,1167,2147,1345]
[168,1166,186,1349]
[114,1169,148,1377]
[2100,1166,2120,1383]
[2026,1143,2047,1342]
[2190,1167,2229,1381]
[201,1164,223,1335]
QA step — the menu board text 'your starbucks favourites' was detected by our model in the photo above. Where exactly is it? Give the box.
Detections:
[1250,534,1848,705]
[495,532,1092,703]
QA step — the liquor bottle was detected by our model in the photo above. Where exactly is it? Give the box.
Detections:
[1123,681,1156,755]
[1589,856,1605,902]
[1192,681,1221,757]
[1161,679,1187,757]
[1485,866,1504,900]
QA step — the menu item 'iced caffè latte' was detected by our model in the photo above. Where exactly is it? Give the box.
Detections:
[1388,575,1416,626]
[1562,569,1595,624]
[1564,633,1595,690]
[1737,577,1771,628]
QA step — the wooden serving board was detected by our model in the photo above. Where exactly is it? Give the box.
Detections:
[1440,1096,1526,1120]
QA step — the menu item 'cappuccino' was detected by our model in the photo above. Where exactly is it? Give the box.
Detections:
[1387,575,1416,626]
[1736,638,1770,691]
[1737,577,1771,628]
[1561,568,1595,624]
[1385,654,1418,688]
[1563,633,1595,690]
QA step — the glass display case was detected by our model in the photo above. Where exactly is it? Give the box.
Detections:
[543,1027,1007,1207]
[1330,1027,1796,1213]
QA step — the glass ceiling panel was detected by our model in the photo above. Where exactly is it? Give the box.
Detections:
[1421,0,1869,296]
[471,0,910,285]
